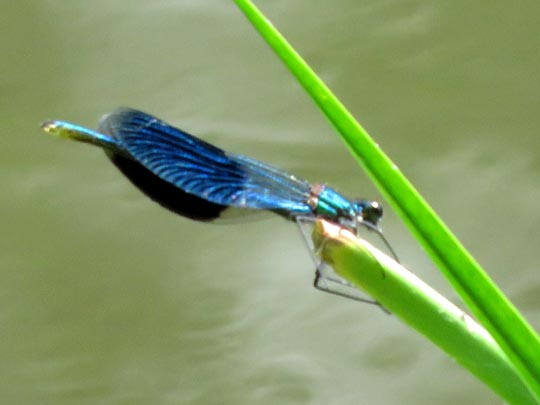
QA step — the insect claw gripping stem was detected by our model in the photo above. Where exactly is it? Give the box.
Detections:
[296,216,389,313]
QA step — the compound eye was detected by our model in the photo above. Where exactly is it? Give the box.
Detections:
[357,200,383,227]
[368,201,383,221]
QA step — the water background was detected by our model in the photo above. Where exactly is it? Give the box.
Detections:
[3,1,540,404]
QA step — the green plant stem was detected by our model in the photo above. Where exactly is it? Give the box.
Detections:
[233,0,540,401]
[313,219,536,405]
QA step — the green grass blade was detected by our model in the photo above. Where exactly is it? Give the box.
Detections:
[312,219,536,405]
[233,0,540,400]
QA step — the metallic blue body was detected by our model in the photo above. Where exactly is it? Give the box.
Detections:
[314,186,357,218]
[47,108,382,229]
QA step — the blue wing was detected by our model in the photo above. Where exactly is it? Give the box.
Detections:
[97,108,313,215]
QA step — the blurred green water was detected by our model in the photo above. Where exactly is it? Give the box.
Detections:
[2,1,540,404]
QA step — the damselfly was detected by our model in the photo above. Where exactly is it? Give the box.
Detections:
[42,108,394,303]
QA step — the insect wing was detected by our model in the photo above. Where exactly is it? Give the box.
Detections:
[98,108,312,214]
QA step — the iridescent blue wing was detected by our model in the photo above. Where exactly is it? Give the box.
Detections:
[97,108,313,216]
